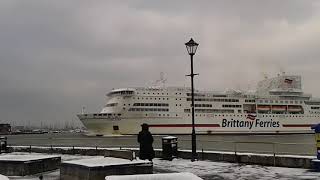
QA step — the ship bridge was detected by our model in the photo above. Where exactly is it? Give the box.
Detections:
[106,88,135,97]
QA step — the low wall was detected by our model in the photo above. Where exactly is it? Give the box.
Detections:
[10,146,134,160]
[10,146,315,169]
[178,151,314,169]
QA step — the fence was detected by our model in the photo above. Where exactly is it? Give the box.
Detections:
[8,139,316,156]
[8,141,315,168]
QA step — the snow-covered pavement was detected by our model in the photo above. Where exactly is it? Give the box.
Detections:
[153,158,320,180]
[3,152,320,180]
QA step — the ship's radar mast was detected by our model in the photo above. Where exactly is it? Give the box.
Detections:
[81,106,86,114]
[150,72,167,88]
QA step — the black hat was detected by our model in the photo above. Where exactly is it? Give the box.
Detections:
[141,123,149,127]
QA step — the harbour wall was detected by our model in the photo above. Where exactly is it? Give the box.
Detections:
[8,146,315,169]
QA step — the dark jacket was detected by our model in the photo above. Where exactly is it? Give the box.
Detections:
[138,130,155,160]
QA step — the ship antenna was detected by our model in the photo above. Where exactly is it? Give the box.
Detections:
[81,106,86,114]
[150,72,167,88]
[160,72,167,87]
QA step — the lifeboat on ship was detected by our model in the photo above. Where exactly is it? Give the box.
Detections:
[271,105,287,112]
[288,105,303,113]
[257,105,271,111]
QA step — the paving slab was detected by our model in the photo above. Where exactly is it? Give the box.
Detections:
[0,154,61,176]
[105,172,203,180]
[60,157,152,180]
[0,174,9,180]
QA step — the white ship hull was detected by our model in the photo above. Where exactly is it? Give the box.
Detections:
[78,74,320,135]
[78,114,316,135]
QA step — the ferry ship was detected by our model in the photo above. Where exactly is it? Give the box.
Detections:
[77,73,320,135]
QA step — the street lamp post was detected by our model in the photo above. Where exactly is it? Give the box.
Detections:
[185,38,199,162]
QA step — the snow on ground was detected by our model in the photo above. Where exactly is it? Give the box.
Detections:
[153,158,320,180]
[0,174,9,180]
[65,156,149,167]
[2,152,320,180]
[0,154,59,161]
[12,145,123,150]
[106,172,202,180]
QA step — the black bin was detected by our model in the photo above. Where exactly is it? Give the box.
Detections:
[0,136,7,153]
[162,136,178,160]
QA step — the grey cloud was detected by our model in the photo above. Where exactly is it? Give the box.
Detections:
[0,0,319,128]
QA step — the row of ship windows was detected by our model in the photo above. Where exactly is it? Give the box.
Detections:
[133,97,184,101]
[85,113,121,117]
[128,108,169,112]
[105,103,118,107]
[112,91,308,105]
[124,103,172,107]
[222,104,242,108]
[138,92,204,95]
[310,111,320,114]
[107,103,317,113]
[107,103,240,108]
[258,100,303,104]
[130,96,306,105]
[133,96,256,104]
[256,111,303,114]
[137,92,182,95]
[86,112,320,118]
[133,103,169,107]
[106,103,134,107]
[133,97,169,100]
[205,114,320,118]
[186,93,227,98]
[183,109,307,115]
[129,108,237,113]
[138,113,320,118]
[108,91,134,96]
[133,97,245,103]
[184,109,235,113]
[194,104,212,107]
[187,98,239,102]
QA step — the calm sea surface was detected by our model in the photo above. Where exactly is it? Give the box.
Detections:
[5,133,316,155]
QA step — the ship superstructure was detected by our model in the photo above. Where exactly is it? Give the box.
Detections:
[77,73,320,135]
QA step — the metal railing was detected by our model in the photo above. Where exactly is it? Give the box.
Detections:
[6,135,316,156]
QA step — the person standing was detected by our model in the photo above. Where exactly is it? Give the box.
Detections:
[137,123,155,161]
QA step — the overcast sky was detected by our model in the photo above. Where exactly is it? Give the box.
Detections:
[1,0,320,128]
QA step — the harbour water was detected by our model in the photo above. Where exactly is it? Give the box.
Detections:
[5,133,316,155]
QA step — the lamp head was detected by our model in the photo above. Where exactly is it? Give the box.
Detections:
[185,38,199,55]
